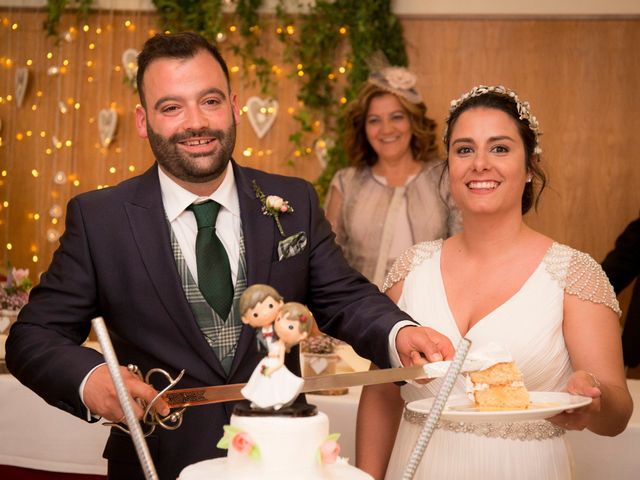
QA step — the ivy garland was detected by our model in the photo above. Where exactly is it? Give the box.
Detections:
[294,0,407,199]
[44,0,93,36]
[43,0,407,199]
[153,0,224,42]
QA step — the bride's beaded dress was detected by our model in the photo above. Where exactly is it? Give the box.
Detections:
[382,240,620,480]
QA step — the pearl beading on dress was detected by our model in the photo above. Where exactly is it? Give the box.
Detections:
[403,409,566,441]
[382,240,621,317]
[381,239,442,292]
[544,242,621,316]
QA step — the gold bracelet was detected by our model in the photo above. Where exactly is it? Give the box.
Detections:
[586,371,601,388]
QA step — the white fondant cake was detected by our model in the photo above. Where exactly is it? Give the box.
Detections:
[178,411,372,480]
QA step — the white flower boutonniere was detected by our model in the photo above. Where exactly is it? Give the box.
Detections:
[252,180,294,237]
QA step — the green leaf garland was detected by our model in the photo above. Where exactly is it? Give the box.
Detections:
[43,0,407,200]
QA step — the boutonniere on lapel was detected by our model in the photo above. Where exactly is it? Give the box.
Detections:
[252,180,294,237]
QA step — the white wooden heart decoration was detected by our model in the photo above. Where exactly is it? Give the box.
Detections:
[122,48,139,88]
[15,67,28,108]
[98,108,118,147]
[308,355,329,375]
[314,137,334,170]
[246,96,279,139]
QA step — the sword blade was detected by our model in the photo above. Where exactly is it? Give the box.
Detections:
[163,365,426,408]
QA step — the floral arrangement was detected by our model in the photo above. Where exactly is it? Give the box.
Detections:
[0,267,32,311]
[217,425,261,460]
[252,180,294,237]
[317,433,341,464]
[301,333,338,355]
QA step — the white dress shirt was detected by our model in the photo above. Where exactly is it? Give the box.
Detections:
[158,164,242,285]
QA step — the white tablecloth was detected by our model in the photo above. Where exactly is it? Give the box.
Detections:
[1,373,638,478]
[565,379,640,480]
[0,374,109,474]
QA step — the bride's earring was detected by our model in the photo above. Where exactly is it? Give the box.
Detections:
[526,174,533,183]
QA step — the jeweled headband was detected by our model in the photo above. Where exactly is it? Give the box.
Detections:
[368,66,423,104]
[443,85,542,155]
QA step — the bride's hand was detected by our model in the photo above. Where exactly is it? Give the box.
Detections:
[548,370,602,430]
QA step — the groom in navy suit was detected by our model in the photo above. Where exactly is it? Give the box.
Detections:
[6,32,453,479]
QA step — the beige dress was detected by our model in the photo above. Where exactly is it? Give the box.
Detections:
[326,161,461,288]
[382,240,621,480]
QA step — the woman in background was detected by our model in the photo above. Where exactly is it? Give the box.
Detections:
[325,66,461,289]
[356,85,632,479]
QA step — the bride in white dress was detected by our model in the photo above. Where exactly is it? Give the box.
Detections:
[356,86,632,480]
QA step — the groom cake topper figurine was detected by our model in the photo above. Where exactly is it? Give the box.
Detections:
[239,284,312,410]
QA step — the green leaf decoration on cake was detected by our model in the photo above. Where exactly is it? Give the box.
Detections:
[216,425,242,450]
[249,444,261,460]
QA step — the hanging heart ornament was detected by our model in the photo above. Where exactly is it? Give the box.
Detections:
[122,48,139,88]
[15,67,29,108]
[98,108,118,147]
[246,96,278,139]
[314,137,335,170]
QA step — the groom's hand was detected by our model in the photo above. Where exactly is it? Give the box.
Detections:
[395,326,455,367]
[84,364,170,423]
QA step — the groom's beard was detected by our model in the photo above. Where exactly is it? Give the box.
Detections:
[146,118,236,184]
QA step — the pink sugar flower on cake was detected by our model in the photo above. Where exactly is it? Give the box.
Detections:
[317,433,341,464]
[231,432,254,455]
[217,426,260,460]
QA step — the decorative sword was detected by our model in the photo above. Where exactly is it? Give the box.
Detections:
[162,364,428,408]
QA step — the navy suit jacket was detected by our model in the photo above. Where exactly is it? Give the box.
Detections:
[6,161,409,479]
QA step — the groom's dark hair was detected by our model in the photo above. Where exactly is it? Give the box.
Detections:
[136,31,231,108]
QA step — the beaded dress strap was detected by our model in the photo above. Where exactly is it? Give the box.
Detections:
[381,239,443,293]
[544,242,621,316]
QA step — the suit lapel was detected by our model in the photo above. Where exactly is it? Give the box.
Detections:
[125,165,227,379]
[229,161,277,378]
[234,161,276,284]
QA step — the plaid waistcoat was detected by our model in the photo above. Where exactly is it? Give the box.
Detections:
[169,226,247,374]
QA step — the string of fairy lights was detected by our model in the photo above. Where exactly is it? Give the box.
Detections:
[0,6,351,275]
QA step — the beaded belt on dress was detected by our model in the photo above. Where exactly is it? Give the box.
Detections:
[403,408,566,441]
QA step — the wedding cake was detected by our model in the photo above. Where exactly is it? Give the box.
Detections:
[178,404,372,480]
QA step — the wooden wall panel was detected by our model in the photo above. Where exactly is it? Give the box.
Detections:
[0,10,638,292]
[402,18,640,260]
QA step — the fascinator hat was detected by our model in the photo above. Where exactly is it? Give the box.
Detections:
[366,51,423,104]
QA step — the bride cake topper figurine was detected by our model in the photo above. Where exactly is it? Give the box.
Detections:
[239,284,312,410]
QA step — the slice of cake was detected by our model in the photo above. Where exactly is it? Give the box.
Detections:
[466,361,530,410]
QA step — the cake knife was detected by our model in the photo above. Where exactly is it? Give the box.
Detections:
[162,364,428,408]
